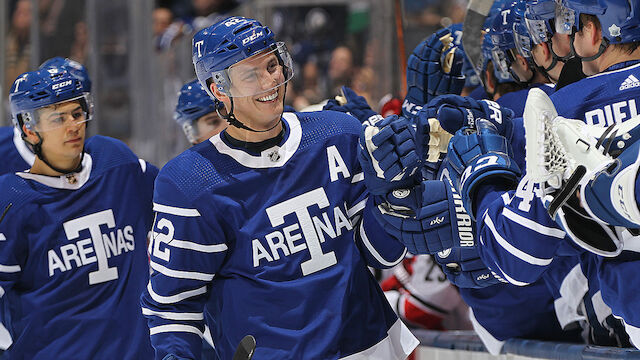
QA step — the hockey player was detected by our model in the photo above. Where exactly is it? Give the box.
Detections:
[0,65,157,358]
[430,0,640,347]
[141,16,418,360]
[0,57,89,175]
[523,0,583,87]
[175,79,227,145]
[0,56,92,352]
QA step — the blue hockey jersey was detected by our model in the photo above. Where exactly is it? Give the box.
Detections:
[472,63,640,345]
[0,126,34,351]
[0,136,157,359]
[0,126,33,174]
[141,111,418,360]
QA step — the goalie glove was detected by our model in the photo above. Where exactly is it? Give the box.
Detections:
[358,115,421,195]
[523,87,627,257]
[372,179,475,255]
[445,120,521,220]
[434,247,505,289]
[403,27,466,118]
[323,86,383,126]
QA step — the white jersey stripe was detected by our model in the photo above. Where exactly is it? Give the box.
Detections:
[168,238,228,253]
[150,261,215,281]
[502,208,566,238]
[359,221,406,267]
[351,172,364,183]
[493,261,530,286]
[138,159,147,173]
[347,198,367,218]
[141,307,204,321]
[150,324,203,337]
[147,282,207,304]
[153,203,201,217]
[484,214,553,266]
[0,264,21,273]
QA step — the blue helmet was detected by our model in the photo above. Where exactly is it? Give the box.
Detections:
[39,57,92,92]
[481,34,515,83]
[175,79,224,143]
[525,0,559,45]
[561,0,640,44]
[488,0,537,82]
[192,16,294,99]
[489,0,525,53]
[484,0,514,30]
[10,66,93,134]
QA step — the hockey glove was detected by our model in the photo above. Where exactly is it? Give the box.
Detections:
[428,95,514,137]
[359,115,421,195]
[434,247,504,288]
[323,86,383,126]
[372,179,475,254]
[413,106,453,180]
[446,120,521,220]
[523,88,625,257]
[403,28,465,118]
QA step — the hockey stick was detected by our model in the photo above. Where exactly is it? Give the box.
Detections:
[0,203,12,225]
[394,0,407,98]
[462,0,495,86]
[232,335,256,360]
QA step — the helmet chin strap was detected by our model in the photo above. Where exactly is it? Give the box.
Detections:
[29,132,85,175]
[218,84,288,134]
[570,32,608,62]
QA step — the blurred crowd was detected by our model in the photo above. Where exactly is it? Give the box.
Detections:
[5,0,469,122]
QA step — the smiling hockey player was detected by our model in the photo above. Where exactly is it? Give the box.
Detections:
[141,16,418,360]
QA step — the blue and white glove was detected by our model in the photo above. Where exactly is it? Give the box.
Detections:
[434,247,505,288]
[323,86,383,125]
[413,106,452,180]
[372,179,475,254]
[359,115,421,195]
[428,95,515,137]
[403,28,466,119]
[446,120,521,220]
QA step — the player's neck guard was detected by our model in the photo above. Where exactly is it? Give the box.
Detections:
[224,123,286,153]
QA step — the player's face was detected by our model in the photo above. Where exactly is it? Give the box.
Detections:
[551,33,573,59]
[572,23,600,75]
[35,100,86,162]
[227,52,286,129]
[509,51,533,83]
[194,112,227,144]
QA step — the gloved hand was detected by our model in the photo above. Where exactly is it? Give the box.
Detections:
[427,95,514,137]
[434,247,505,288]
[372,179,475,254]
[403,28,466,119]
[446,120,521,220]
[358,115,421,195]
[323,86,383,125]
[414,105,453,180]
